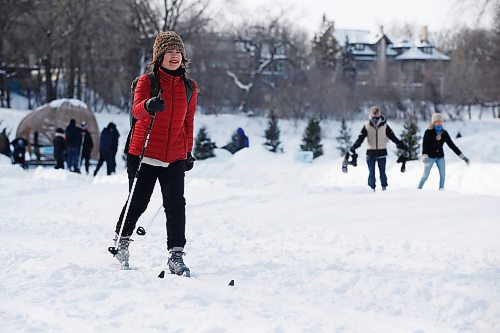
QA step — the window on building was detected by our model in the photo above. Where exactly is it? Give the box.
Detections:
[355,43,364,51]
[421,47,432,54]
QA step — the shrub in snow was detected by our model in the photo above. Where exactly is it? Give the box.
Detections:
[300,117,323,159]
[263,110,282,153]
[398,118,421,160]
[335,118,352,157]
[193,126,216,160]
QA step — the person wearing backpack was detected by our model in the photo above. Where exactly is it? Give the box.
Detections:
[112,31,198,276]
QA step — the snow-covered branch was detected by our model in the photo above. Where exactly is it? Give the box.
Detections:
[226,70,252,92]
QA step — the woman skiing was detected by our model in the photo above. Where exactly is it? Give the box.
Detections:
[111,31,198,276]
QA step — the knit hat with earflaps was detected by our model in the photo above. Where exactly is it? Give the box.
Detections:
[152,31,186,64]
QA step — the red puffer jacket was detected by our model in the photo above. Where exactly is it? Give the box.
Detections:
[128,69,198,163]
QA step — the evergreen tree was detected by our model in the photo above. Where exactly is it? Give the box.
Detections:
[300,117,323,158]
[335,118,352,157]
[341,36,356,81]
[398,118,421,160]
[193,126,216,160]
[263,110,282,153]
[312,14,343,70]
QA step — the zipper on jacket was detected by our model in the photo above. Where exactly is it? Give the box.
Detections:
[165,78,175,161]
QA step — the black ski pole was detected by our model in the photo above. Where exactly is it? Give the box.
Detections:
[136,203,162,236]
[108,106,159,256]
[77,130,85,172]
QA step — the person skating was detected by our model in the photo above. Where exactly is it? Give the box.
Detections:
[350,106,407,191]
[111,31,198,275]
[418,113,470,190]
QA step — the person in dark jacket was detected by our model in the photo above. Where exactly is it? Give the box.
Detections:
[11,137,27,169]
[108,122,120,173]
[112,31,198,276]
[65,119,82,173]
[222,127,249,154]
[53,128,67,169]
[93,123,114,176]
[350,106,407,191]
[418,113,470,190]
[80,121,94,174]
[0,128,11,158]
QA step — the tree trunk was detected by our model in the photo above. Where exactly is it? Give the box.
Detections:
[6,88,11,108]
[76,67,82,100]
[42,55,56,102]
[27,89,32,109]
[67,52,76,98]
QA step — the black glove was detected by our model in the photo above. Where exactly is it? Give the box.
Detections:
[145,96,165,115]
[349,147,356,154]
[398,143,408,151]
[460,154,470,165]
[185,152,196,171]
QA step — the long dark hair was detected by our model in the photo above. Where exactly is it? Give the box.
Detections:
[146,54,194,92]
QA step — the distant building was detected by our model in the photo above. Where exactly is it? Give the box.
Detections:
[317,19,450,94]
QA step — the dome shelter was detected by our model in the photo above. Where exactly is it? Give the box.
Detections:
[16,99,100,162]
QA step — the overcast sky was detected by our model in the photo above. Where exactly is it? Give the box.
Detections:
[213,0,495,37]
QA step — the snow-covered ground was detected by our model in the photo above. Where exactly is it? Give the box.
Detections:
[1,104,499,333]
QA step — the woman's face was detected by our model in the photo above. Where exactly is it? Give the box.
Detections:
[161,50,182,70]
[434,120,443,127]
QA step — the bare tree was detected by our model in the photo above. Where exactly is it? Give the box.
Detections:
[455,0,499,24]
[225,18,295,114]
[444,27,498,119]
[161,0,211,38]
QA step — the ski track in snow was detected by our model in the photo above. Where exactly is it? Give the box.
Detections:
[1,107,500,332]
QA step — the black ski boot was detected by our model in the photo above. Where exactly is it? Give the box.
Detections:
[112,235,132,269]
[168,247,190,277]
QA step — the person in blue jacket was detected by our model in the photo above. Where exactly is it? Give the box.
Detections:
[222,127,249,154]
